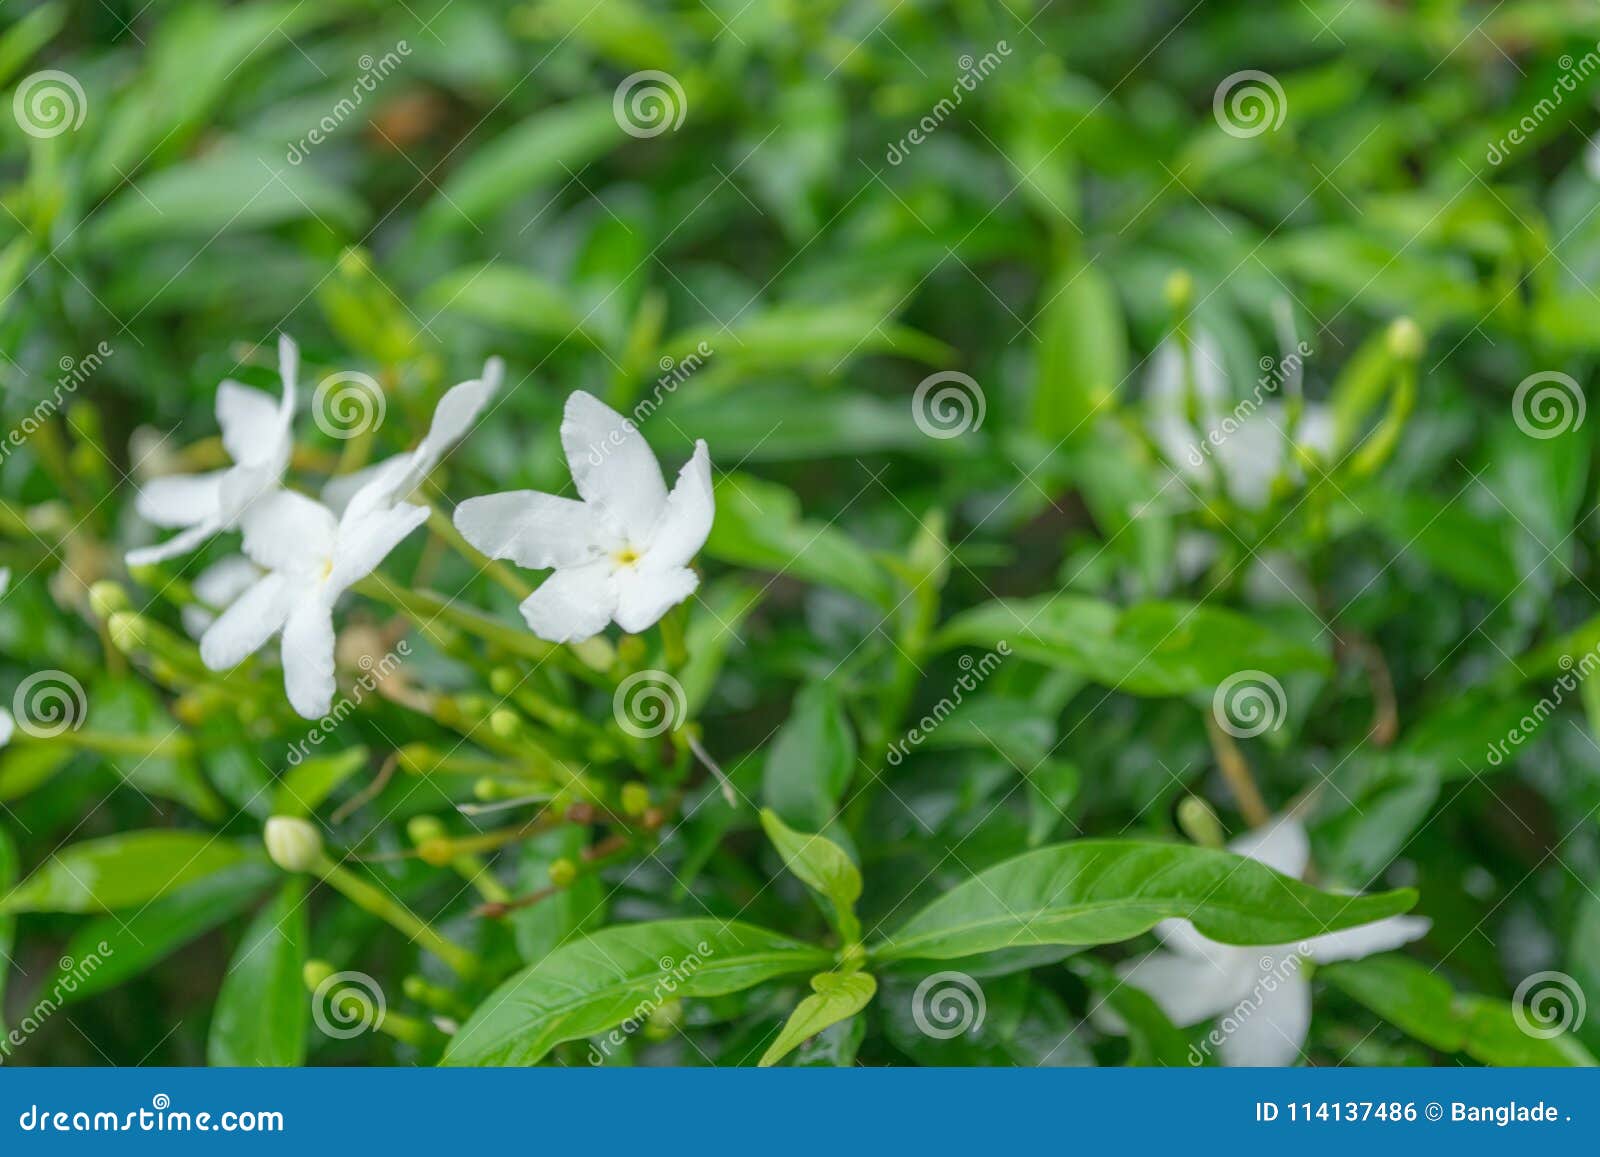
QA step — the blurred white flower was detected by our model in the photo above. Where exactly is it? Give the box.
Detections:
[126,335,299,567]
[454,391,713,643]
[1144,333,1332,511]
[199,481,426,718]
[322,357,503,516]
[1108,815,1429,1066]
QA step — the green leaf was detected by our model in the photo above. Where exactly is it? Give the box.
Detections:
[1074,959,1192,1066]
[423,98,623,229]
[705,473,895,608]
[444,919,831,1066]
[872,840,1417,963]
[762,682,857,831]
[207,880,308,1066]
[663,295,948,372]
[87,678,223,820]
[759,971,877,1067]
[273,747,369,819]
[0,743,75,801]
[88,144,366,247]
[1032,256,1126,440]
[1,832,261,914]
[511,826,605,965]
[1323,957,1595,1065]
[936,596,1331,695]
[760,808,862,941]
[422,263,600,345]
[1360,490,1520,597]
[46,861,278,1006]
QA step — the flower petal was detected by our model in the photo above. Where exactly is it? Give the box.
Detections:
[1305,915,1430,964]
[614,565,698,634]
[199,572,293,670]
[281,597,337,718]
[561,391,667,542]
[135,471,225,528]
[643,440,712,571]
[518,560,617,643]
[321,461,392,517]
[1229,815,1310,879]
[1218,972,1311,1067]
[453,491,601,570]
[125,520,220,567]
[410,357,502,480]
[328,502,429,594]
[1114,948,1256,1028]
[216,381,285,467]
[239,490,337,575]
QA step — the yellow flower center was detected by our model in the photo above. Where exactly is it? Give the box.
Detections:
[613,546,641,567]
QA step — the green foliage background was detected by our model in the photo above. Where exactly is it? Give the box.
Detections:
[1,0,1599,1066]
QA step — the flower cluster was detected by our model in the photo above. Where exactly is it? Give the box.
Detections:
[125,338,714,718]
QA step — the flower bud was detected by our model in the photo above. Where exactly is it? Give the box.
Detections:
[620,782,651,817]
[1385,317,1423,361]
[107,611,145,654]
[264,816,324,873]
[1177,795,1226,850]
[1163,269,1194,312]
[407,815,446,846]
[88,581,129,620]
[548,857,579,889]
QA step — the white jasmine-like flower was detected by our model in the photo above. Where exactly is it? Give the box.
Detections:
[198,480,427,718]
[322,357,504,516]
[1110,815,1429,1066]
[453,391,713,643]
[126,336,299,566]
[181,556,263,639]
[1144,333,1333,511]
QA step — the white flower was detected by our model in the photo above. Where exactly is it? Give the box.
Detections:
[127,335,299,566]
[198,480,427,718]
[453,391,713,643]
[322,357,503,516]
[181,556,263,638]
[1111,815,1429,1066]
[1144,333,1333,511]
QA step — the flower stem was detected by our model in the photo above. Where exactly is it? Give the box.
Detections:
[426,505,532,601]
[314,855,480,980]
[1203,712,1272,828]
